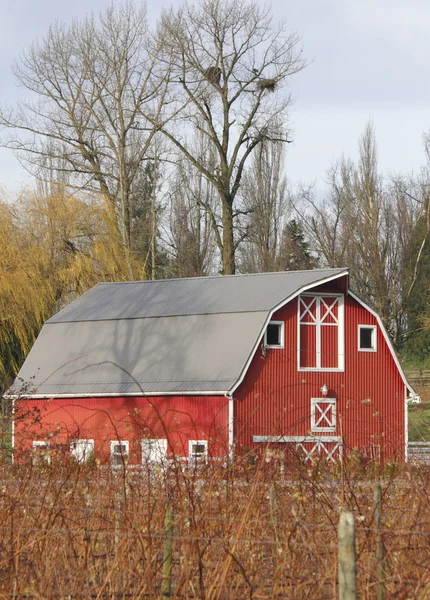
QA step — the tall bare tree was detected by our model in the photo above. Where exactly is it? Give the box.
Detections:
[238,136,288,272]
[166,158,218,277]
[159,0,305,274]
[0,2,170,266]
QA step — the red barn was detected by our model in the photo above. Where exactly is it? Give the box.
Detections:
[10,269,417,465]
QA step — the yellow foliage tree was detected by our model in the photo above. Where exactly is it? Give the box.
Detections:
[0,191,139,385]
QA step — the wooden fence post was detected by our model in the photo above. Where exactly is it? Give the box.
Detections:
[373,484,386,600]
[269,482,278,529]
[338,510,357,600]
[161,499,174,598]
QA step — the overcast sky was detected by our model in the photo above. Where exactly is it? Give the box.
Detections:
[0,0,429,195]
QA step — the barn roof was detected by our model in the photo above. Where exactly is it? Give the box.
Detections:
[11,268,347,397]
[48,268,346,322]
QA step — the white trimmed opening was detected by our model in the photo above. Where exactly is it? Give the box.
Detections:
[188,440,208,465]
[141,438,168,464]
[70,439,94,463]
[358,325,377,352]
[311,398,337,432]
[110,440,129,467]
[32,441,51,465]
[264,321,284,349]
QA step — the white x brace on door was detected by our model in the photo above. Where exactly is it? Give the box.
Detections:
[252,435,343,463]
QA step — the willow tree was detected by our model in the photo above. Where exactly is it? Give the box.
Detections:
[159,0,305,274]
[0,191,134,385]
[0,3,169,263]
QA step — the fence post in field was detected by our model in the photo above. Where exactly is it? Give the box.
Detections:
[338,510,357,600]
[373,484,386,600]
[270,482,278,529]
[161,499,174,598]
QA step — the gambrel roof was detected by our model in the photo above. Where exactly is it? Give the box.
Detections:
[12,269,348,397]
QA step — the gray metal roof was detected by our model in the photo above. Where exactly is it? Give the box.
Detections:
[12,269,348,396]
[48,268,346,322]
[12,313,268,396]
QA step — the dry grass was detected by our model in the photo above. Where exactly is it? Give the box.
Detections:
[0,457,429,599]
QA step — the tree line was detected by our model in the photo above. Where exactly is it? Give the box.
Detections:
[0,0,429,385]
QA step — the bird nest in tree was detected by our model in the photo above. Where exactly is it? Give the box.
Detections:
[257,78,278,92]
[204,66,221,85]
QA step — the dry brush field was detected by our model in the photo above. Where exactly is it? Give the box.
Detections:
[0,457,429,599]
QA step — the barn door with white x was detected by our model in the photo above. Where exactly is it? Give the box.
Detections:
[311,398,336,432]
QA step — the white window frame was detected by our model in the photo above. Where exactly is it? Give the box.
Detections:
[110,440,129,467]
[264,321,285,349]
[298,293,345,372]
[32,441,51,465]
[70,439,95,463]
[311,398,337,432]
[141,438,168,465]
[358,325,377,352]
[188,440,208,465]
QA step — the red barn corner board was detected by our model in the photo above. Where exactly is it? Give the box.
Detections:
[9,268,417,465]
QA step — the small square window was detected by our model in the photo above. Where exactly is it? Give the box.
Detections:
[358,325,377,352]
[32,441,50,465]
[141,439,168,464]
[111,441,129,467]
[264,321,284,348]
[70,439,94,463]
[188,440,208,465]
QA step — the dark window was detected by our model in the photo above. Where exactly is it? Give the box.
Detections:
[266,323,282,347]
[193,444,206,455]
[360,327,375,350]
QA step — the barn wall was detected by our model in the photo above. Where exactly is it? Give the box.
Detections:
[234,279,406,462]
[14,395,229,464]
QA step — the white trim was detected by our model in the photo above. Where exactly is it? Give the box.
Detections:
[230,270,349,394]
[7,389,228,399]
[264,321,285,349]
[405,384,408,462]
[311,398,336,432]
[358,324,377,352]
[188,440,208,464]
[348,290,414,394]
[297,293,345,372]
[11,398,15,463]
[110,440,129,466]
[253,435,342,443]
[227,393,234,459]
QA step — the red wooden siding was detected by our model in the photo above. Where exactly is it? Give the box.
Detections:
[234,278,406,462]
[15,395,229,464]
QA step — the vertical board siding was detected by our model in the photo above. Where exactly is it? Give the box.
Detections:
[15,395,229,464]
[235,279,406,461]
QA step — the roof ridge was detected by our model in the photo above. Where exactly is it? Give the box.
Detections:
[96,267,348,286]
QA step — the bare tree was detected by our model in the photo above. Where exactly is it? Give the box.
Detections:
[166,165,218,278]
[165,133,219,277]
[158,0,305,274]
[0,2,170,268]
[390,169,430,353]
[238,136,288,272]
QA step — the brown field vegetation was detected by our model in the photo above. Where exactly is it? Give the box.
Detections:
[0,456,429,599]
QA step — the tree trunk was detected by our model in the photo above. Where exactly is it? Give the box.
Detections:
[221,198,235,275]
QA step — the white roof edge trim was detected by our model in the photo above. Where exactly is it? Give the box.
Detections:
[4,390,228,400]
[229,270,349,395]
[348,290,415,396]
